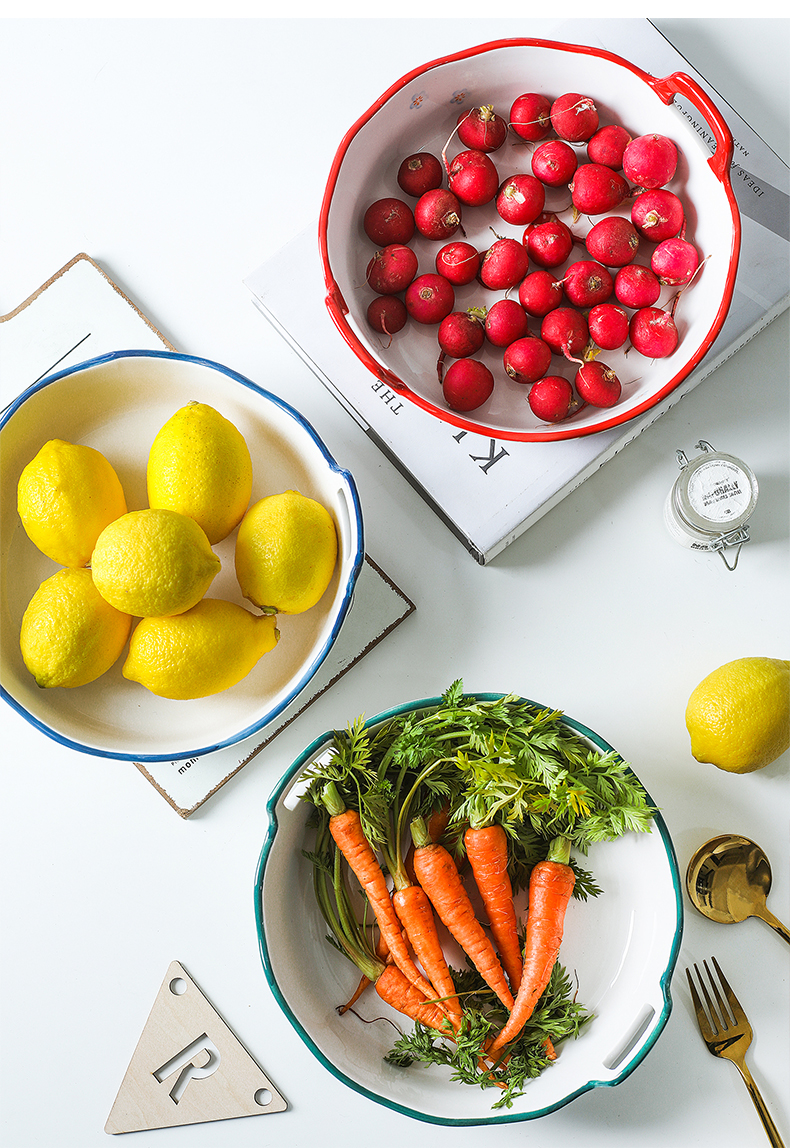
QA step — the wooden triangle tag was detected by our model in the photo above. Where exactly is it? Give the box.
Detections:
[105,960,287,1135]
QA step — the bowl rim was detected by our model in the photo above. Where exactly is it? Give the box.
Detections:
[254,690,684,1126]
[318,35,742,443]
[1,347,365,762]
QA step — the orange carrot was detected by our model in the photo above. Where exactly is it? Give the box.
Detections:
[404,801,453,884]
[464,824,523,993]
[410,817,515,1011]
[392,884,464,1030]
[338,932,391,1015]
[374,957,449,1035]
[487,838,576,1059]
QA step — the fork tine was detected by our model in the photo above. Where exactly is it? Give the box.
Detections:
[686,965,715,1040]
[702,958,733,1031]
[711,955,747,1025]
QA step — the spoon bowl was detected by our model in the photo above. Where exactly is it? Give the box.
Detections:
[686,834,790,944]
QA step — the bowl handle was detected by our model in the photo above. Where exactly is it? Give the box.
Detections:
[647,71,734,181]
[325,284,409,393]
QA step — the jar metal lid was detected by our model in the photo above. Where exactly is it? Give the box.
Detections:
[673,444,758,534]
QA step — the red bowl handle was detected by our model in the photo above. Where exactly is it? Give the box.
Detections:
[647,71,734,181]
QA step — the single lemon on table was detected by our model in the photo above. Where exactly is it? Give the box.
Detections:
[20,567,132,689]
[123,598,279,699]
[235,490,338,614]
[17,439,127,567]
[91,508,221,618]
[147,402,253,544]
[685,656,790,773]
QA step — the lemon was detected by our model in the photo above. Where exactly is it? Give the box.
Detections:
[123,598,279,699]
[147,402,253,544]
[235,490,338,614]
[17,439,127,567]
[20,567,132,689]
[91,508,221,617]
[685,657,790,773]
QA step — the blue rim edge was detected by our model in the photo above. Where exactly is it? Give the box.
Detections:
[0,348,365,762]
[253,691,684,1126]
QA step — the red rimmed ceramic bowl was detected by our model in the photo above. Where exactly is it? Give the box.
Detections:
[320,38,740,442]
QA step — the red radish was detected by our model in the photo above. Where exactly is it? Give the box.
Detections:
[438,310,485,358]
[446,148,499,206]
[363,198,415,245]
[550,92,599,142]
[586,124,631,169]
[495,174,545,226]
[442,358,494,412]
[541,307,589,357]
[622,133,678,189]
[503,336,552,384]
[518,269,564,317]
[569,164,630,215]
[559,260,614,308]
[524,217,574,268]
[629,306,679,358]
[404,274,455,325]
[585,216,640,267]
[631,188,685,241]
[435,241,480,285]
[484,299,529,347]
[366,244,418,294]
[479,236,529,290]
[651,237,700,286]
[528,376,576,422]
[531,139,578,187]
[614,263,661,309]
[414,188,462,241]
[587,303,630,350]
[509,92,552,142]
[457,104,507,153]
[575,361,621,407]
[366,295,408,338]
[397,152,444,198]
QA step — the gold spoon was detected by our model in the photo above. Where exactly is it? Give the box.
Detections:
[686,834,790,945]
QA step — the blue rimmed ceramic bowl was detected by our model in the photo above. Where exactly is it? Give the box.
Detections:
[0,349,364,761]
[255,692,683,1125]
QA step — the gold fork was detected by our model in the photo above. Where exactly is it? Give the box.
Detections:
[686,957,785,1147]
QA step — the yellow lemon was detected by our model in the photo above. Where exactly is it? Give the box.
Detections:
[91,509,221,618]
[147,402,253,544]
[235,490,338,614]
[17,439,127,567]
[685,657,790,773]
[123,598,279,699]
[20,567,132,689]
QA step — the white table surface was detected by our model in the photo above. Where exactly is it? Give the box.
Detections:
[1,15,788,1148]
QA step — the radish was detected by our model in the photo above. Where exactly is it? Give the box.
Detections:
[531,139,578,187]
[509,92,552,142]
[528,376,576,422]
[631,188,685,241]
[363,197,415,245]
[586,124,631,169]
[622,133,678,189]
[495,174,545,226]
[541,307,589,357]
[614,263,661,309]
[585,216,640,267]
[651,237,700,286]
[366,244,418,294]
[438,310,485,358]
[414,188,462,241]
[456,104,507,153]
[484,299,529,347]
[629,306,679,358]
[503,336,552,384]
[366,295,408,339]
[575,361,621,407]
[397,152,444,198]
[518,269,564,317]
[404,273,455,325]
[587,302,630,350]
[442,358,495,412]
[479,236,529,290]
[550,92,599,142]
[446,148,499,206]
[524,216,574,268]
[435,240,480,285]
[569,164,630,215]
[559,260,614,308]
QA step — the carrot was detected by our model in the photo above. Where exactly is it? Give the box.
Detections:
[338,932,391,1015]
[404,800,453,884]
[464,823,523,993]
[374,961,449,1035]
[410,817,515,1012]
[487,837,576,1059]
[392,884,464,1030]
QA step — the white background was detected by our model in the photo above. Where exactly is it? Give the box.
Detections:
[1,14,788,1148]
